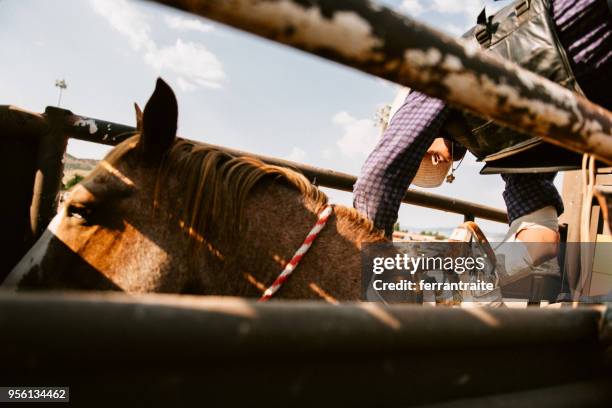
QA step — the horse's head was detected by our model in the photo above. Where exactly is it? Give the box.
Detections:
[4,78,394,300]
[4,78,196,292]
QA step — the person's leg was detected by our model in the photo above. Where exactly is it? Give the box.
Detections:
[353,91,448,236]
[515,223,559,265]
[501,173,563,265]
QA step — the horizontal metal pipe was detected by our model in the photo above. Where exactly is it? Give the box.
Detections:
[0,291,603,352]
[148,0,612,165]
[0,292,607,405]
[0,106,508,223]
[0,106,136,146]
[65,112,136,146]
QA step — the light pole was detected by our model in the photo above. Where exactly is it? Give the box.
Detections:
[55,79,68,107]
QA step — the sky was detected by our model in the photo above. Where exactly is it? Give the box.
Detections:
[0,0,563,235]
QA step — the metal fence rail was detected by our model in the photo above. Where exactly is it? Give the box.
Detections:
[148,0,612,165]
[0,291,608,406]
[0,105,507,228]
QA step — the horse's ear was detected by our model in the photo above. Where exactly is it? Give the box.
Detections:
[134,103,143,131]
[138,78,177,162]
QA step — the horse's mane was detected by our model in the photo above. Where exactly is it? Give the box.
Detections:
[106,135,383,246]
[155,138,330,244]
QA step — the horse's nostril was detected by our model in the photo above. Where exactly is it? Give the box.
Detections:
[67,203,91,220]
[69,210,84,220]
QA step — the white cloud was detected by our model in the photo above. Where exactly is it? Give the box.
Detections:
[90,0,153,51]
[398,0,425,16]
[286,147,307,162]
[91,0,225,90]
[333,111,379,159]
[332,111,354,126]
[164,15,215,33]
[145,39,225,90]
[176,77,197,92]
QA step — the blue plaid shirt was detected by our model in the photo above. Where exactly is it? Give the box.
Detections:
[353,90,564,235]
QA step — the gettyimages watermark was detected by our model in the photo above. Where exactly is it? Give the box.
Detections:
[361,242,612,303]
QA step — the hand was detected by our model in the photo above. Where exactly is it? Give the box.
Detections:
[427,138,452,164]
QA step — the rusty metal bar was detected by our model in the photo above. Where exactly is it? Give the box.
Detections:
[0,106,508,223]
[0,106,136,146]
[147,0,612,165]
[65,111,136,146]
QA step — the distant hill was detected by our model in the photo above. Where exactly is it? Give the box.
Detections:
[64,153,98,171]
[62,154,98,186]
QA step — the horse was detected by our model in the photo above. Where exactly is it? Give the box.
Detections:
[4,78,417,302]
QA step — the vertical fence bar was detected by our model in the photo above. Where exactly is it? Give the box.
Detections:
[30,107,69,238]
[0,107,46,278]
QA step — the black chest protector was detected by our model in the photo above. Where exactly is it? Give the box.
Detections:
[448,0,585,173]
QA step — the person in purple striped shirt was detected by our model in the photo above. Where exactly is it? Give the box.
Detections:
[353,0,611,275]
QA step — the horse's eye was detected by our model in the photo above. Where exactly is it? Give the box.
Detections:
[67,203,92,221]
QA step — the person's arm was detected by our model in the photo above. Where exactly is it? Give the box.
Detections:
[353,91,450,236]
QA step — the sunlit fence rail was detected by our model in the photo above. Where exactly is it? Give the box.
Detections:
[149,0,612,165]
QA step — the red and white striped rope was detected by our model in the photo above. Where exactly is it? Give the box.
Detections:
[259,204,334,301]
